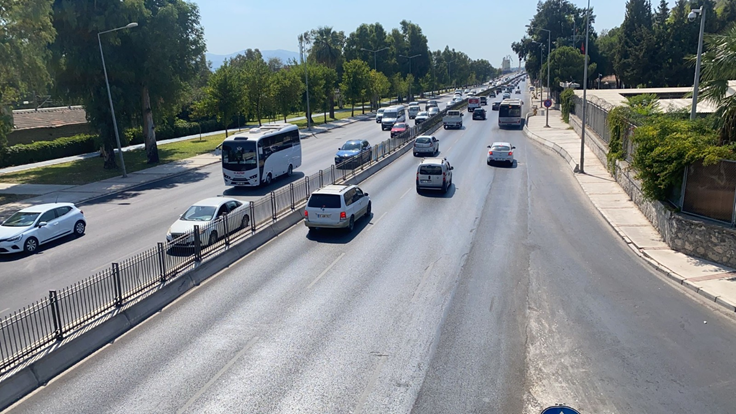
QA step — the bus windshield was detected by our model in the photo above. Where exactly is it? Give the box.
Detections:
[222,142,257,171]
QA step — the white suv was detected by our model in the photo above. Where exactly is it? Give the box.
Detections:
[304,185,371,232]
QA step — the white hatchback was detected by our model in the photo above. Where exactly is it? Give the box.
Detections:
[304,185,371,232]
[487,142,516,166]
[0,203,86,254]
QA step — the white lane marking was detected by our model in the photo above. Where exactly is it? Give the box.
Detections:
[308,252,345,289]
[354,354,388,414]
[177,336,259,414]
[367,212,387,231]
[400,187,412,199]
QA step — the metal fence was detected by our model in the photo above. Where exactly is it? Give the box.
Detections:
[0,94,466,375]
[573,96,636,161]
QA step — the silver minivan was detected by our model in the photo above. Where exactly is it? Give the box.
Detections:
[381,106,406,130]
[413,136,439,156]
[416,158,453,193]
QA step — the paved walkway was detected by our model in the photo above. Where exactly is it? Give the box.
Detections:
[524,108,736,314]
[0,113,374,218]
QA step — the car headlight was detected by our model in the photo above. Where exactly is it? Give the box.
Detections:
[6,234,22,242]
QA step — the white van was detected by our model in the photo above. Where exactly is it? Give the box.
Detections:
[381,106,407,131]
[408,104,421,119]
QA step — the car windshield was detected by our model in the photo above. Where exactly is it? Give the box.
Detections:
[181,205,217,221]
[416,137,432,144]
[419,165,443,175]
[383,111,398,118]
[307,194,341,209]
[2,212,40,227]
[341,142,361,150]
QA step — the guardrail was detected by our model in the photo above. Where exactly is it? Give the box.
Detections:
[0,96,469,376]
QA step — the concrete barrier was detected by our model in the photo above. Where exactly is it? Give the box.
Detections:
[0,133,418,411]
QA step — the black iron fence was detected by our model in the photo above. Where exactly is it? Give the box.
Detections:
[0,95,463,375]
[572,96,636,162]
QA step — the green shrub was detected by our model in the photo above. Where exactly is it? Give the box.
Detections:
[123,118,225,145]
[1,134,98,168]
[631,116,735,200]
[606,106,632,169]
[559,88,575,123]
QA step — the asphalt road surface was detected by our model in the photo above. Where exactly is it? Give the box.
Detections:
[0,93,462,316]
[8,82,736,413]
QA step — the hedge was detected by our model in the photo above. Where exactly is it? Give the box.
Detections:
[0,134,99,168]
[125,119,224,144]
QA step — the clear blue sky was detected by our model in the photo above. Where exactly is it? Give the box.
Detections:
[195,0,675,67]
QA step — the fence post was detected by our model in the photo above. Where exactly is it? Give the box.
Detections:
[319,170,324,188]
[49,290,63,341]
[223,214,230,246]
[157,242,167,282]
[193,225,202,261]
[331,165,335,184]
[112,262,123,307]
[271,192,277,221]
[290,183,295,210]
[250,203,256,233]
[306,176,310,197]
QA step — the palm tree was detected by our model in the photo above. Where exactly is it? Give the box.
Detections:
[309,26,345,118]
[699,25,736,145]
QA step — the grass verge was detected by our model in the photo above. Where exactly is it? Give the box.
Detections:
[0,133,227,186]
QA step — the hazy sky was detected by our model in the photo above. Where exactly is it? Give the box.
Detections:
[195,0,676,67]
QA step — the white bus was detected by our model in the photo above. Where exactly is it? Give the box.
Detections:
[220,124,302,187]
[498,99,524,129]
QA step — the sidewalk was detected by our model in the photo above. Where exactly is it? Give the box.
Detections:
[524,108,736,314]
[0,113,373,218]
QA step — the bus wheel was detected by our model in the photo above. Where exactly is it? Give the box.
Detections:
[263,173,272,186]
[287,165,293,176]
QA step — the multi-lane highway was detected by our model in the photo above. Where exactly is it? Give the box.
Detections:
[0,93,461,315]
[8,83,736,413]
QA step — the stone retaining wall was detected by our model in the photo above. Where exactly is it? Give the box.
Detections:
[570,113,736,268]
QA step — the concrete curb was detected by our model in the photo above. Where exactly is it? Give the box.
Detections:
[521,122,736,315]
[0,134,418,412]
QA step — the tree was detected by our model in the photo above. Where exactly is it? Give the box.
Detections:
[542,46,596,92]
[0,0,55,154]
[614,0,654,87]
[309,26,345,118]
[699,25,736,144]
[596,28,621,85]
[340,59,371,116]
[240,50,272,126]
[126,0,206,164]
[368,70,390,109]
[271,68,304,122]
[194,61,242,137]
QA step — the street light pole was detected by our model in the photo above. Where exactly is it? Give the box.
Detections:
[447,59,456,91]
[399,54,421,101]
[689,7,707,121]
[299,33,312,130]
[527,24,551,127]
[361,47,389,71]
[580,0,591,174]
[98,22,137,177]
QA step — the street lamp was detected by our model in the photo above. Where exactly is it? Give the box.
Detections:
[527,24,551,127]
[689,7,706,121]
[98,22,137,177]
[299,33,312,130]
[580,0,591,174]
[447,59,456,91]
[361,47,389,71]
[399,54,421,101]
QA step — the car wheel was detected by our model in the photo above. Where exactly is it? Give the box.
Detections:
[74,220,86,237]
[443,125,447,129]
[208,231,218,246]
[24,237,39,254]
[413,152,418,156]
[241,215,250,230]
[366,202,372,218]
[287,165,293,177]
[347,215,355,232]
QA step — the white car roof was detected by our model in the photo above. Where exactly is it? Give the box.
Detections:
[191,197,240,208]
[312,184,352,195]
[419,157,447,165]
[491,142,512,147]
[20,202,76,213]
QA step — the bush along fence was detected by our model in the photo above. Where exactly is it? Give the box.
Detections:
[0,96,467,377]
[571,95,736,227]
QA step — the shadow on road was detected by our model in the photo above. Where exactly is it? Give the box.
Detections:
[304,213,372,244]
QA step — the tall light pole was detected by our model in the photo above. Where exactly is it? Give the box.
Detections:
[361,47,389,71]
[689,7,707,121]
[527,24,552,127]
[580,0,591,174]
[447,59,456,91]
[399,54,421,101]
[299,33,312,130]
[98,22,137,177]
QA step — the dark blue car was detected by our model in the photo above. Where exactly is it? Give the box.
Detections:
[335,140,372,169]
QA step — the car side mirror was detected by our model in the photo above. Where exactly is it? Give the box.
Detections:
[38,221,47,228]
[512,146,517,149]
[450,166,454,170]
[364,193,369,197]
[487,145,492,148]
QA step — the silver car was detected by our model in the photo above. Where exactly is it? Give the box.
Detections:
[487,142,516,166]
[0,203,86,254]
[416,157,453,193]
[413,135,439,156]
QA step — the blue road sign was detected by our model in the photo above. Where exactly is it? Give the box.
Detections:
[543,99,552,108]
[540,405,582,414]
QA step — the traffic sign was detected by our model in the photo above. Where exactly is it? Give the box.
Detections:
[543,99,552,108]
[540,405,581,414]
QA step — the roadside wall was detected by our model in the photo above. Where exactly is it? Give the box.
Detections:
[570,113,736,267]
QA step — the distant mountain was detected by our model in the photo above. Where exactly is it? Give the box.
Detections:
[206,49,300,70]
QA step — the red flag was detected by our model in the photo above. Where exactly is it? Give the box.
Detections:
[580,42,585,54]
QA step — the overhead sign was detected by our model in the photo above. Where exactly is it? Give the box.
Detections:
[540,405,582,414]
[543,99,553,108]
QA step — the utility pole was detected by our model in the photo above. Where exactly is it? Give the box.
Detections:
[580,0,591,174]
[299,33,312,130]
[399,54,421,101]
